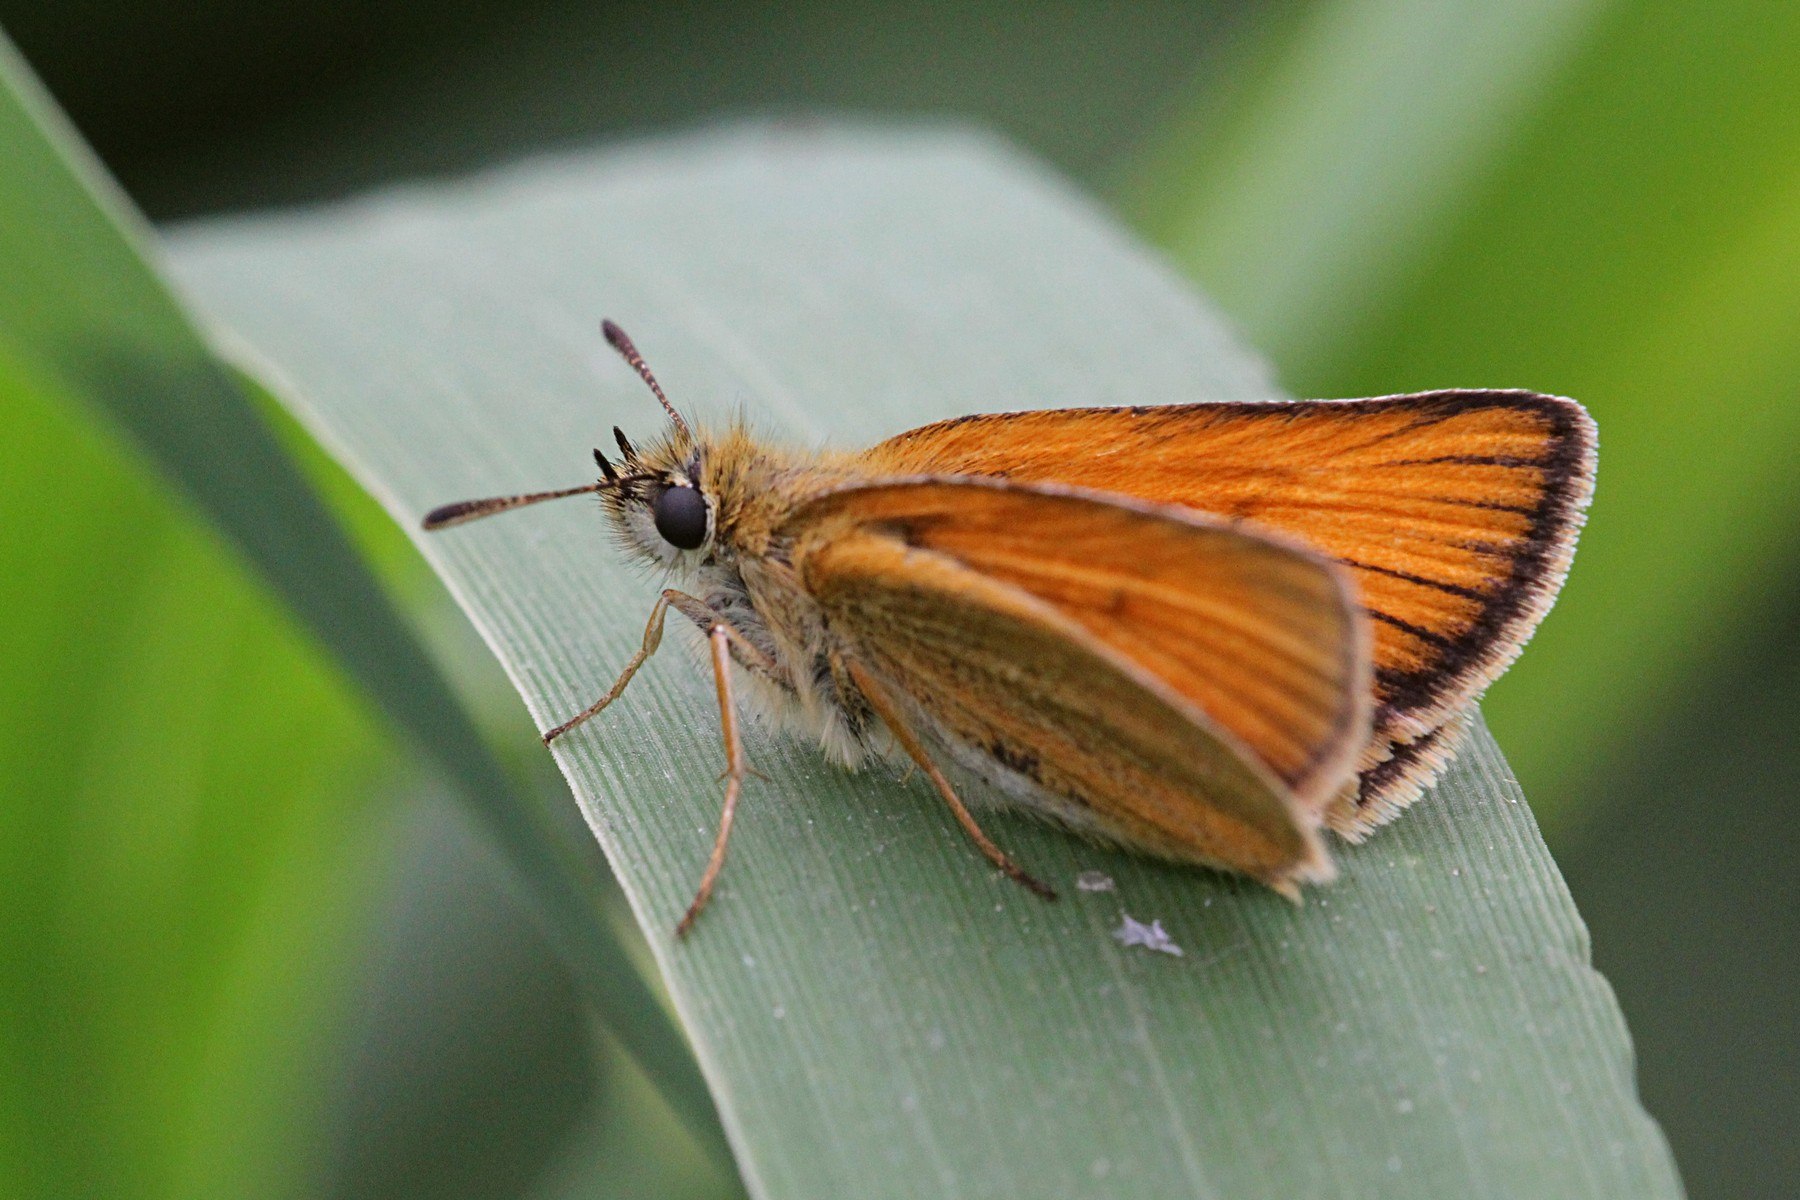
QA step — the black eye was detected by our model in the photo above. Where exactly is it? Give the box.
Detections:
[652,485,709,550]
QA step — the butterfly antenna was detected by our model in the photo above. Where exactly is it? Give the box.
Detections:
[421,482,610,531]
[602,320,692,441]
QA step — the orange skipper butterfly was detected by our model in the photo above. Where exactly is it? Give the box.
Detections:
[426,323,1594,935]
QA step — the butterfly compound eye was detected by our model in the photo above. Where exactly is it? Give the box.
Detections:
[652,485,709,550]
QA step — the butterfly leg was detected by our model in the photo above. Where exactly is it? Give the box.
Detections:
[663,590,779,675]
[542,587,762,935]
[542,591,676,744]
[844,659,1057,901]
[543,588,779,746]
[676,623,750,938]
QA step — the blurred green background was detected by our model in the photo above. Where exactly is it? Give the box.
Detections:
[2,1,1794,1197]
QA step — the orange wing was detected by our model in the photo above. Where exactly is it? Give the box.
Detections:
[786,477,1370,890]
[861,391,1595,832]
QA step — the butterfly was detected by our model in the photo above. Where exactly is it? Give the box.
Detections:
[425,322,1594,935]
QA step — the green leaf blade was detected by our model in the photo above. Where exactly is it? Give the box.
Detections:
[0,34,726,1167]
[168,125,1681,1198]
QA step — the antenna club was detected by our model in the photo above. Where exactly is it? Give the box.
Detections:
[421,500,482,530]
[601,318,633,355]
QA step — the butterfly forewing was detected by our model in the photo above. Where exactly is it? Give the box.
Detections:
[863,391,1594,832]
[788,478,1370,885]
[864,391,1592,734]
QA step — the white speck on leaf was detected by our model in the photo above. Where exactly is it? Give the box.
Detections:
[1113,914,1184,957]
[1076,870,1116,892]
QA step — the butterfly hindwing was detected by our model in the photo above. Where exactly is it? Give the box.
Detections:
[786,477,1371,887]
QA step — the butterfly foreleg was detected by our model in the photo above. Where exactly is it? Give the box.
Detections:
[543,587,782,747]
[842,658,1057,901]
[543,590,679,744]
[662,589,779,676]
